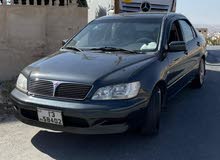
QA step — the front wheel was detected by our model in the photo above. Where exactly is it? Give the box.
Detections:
[140,86,162,136]
[191,59,205,88]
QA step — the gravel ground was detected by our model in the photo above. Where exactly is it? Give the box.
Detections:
[1,49,220,160]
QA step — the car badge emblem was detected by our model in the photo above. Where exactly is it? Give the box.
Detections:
[140,1,151,12]
[53,81,61,96]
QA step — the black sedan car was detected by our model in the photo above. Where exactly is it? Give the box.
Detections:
[11,13,207,136]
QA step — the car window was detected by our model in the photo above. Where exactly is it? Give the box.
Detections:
[179,20,195,43]
[65,18,162,52]
[191,26,198,38]
[168,21,183,44]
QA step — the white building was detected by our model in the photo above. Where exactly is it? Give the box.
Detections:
[87,0,176,22]
[196,28,208,38]
[87,0,114,22]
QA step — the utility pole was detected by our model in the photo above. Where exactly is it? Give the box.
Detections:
[114,0,120,14]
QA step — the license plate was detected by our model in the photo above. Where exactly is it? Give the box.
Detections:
[37,108,63,126]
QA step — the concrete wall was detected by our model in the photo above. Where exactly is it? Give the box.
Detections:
[0,6,88,81]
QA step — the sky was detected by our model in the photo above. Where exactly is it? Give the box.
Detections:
[176,0,220,25]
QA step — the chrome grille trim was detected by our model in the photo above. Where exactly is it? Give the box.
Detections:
[55,83,92,100]
[28,79,53,97]
[151,4,169,11]
[121,2,169,12]
[28,78,93,100]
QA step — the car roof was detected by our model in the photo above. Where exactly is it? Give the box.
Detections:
[97,12,186,21]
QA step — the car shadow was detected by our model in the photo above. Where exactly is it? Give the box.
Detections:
[31,67,220,160]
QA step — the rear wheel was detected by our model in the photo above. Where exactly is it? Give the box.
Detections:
[191,59,205,88]
[141,86,162,136]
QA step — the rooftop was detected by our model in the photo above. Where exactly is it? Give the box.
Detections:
[97,12,184,20]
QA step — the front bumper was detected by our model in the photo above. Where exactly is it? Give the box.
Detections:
[11,89,150,134]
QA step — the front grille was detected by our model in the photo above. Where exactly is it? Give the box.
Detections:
[28,79,53,96]
[28,79,92,100]
[121,2,141,12]
[121,2,169,12]
[55,83,92,100]
[150,4,169,12]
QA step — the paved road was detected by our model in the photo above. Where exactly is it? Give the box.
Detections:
[1,49,220,160]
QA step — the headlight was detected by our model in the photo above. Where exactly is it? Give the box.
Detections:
[16,74,27,93]
[92,82,141,100]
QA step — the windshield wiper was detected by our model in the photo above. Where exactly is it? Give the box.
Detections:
[65,46,83,52]
[89,47,139,54]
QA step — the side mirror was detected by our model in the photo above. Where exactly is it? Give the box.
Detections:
[62,39,68,46]
[168,41,187,52]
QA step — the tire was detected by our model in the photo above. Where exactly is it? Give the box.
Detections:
[191,59,205,88]
[141,86,162,136]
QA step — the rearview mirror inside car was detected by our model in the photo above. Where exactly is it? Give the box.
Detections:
[169,41,187,52]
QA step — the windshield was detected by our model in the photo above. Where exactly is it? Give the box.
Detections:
[65,17,162,53]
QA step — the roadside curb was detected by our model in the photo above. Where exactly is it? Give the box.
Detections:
[206,62,220,66]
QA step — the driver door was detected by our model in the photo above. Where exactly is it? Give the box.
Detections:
[166,20,189,97]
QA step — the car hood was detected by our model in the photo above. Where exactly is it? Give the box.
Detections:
[25,51,156,84]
